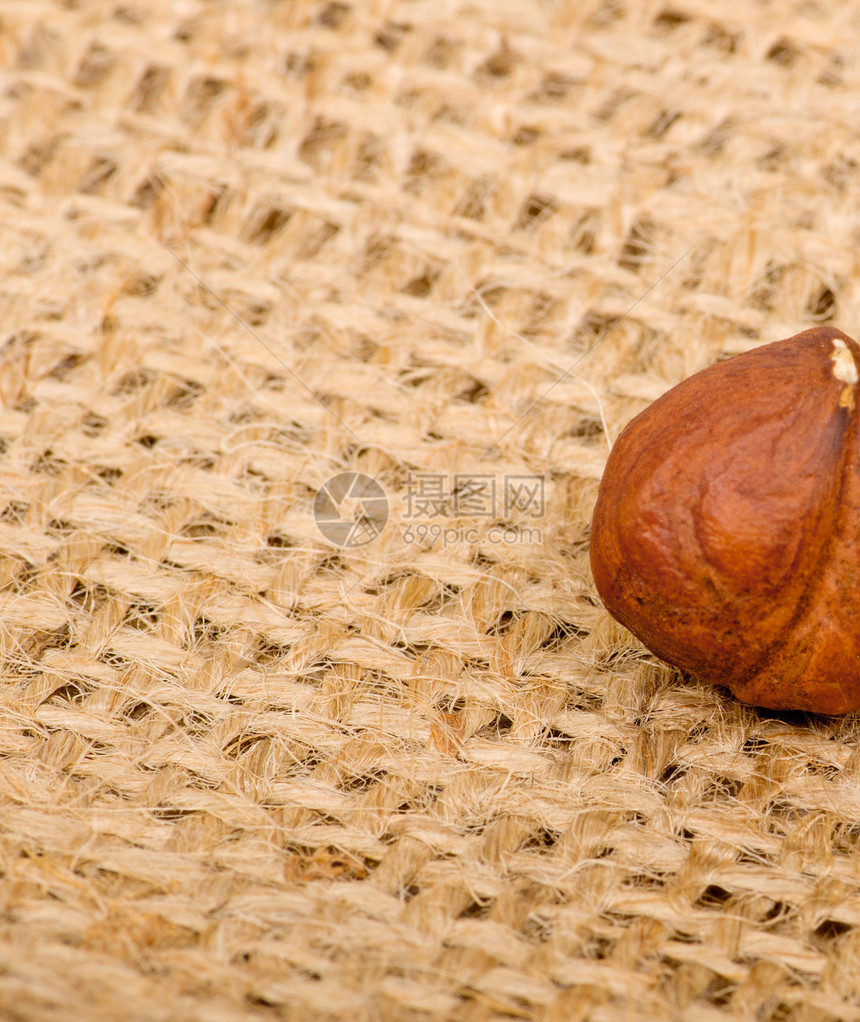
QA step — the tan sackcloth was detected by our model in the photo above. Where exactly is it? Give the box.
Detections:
[1,0,859,1018]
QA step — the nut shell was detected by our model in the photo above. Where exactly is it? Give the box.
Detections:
[590,326,860,714]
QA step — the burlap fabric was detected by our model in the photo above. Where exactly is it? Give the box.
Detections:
[2,1,860,1019]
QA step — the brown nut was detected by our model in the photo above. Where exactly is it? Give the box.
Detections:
[589,326,860,714]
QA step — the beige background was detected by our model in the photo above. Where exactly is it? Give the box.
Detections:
[1,0,860,1018]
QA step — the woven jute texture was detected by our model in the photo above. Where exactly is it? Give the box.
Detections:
[3,1,860,1019]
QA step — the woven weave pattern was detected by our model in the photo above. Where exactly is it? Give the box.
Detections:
[2,1,860,1019]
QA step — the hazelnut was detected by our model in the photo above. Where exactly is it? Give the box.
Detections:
[590,326,860,714]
